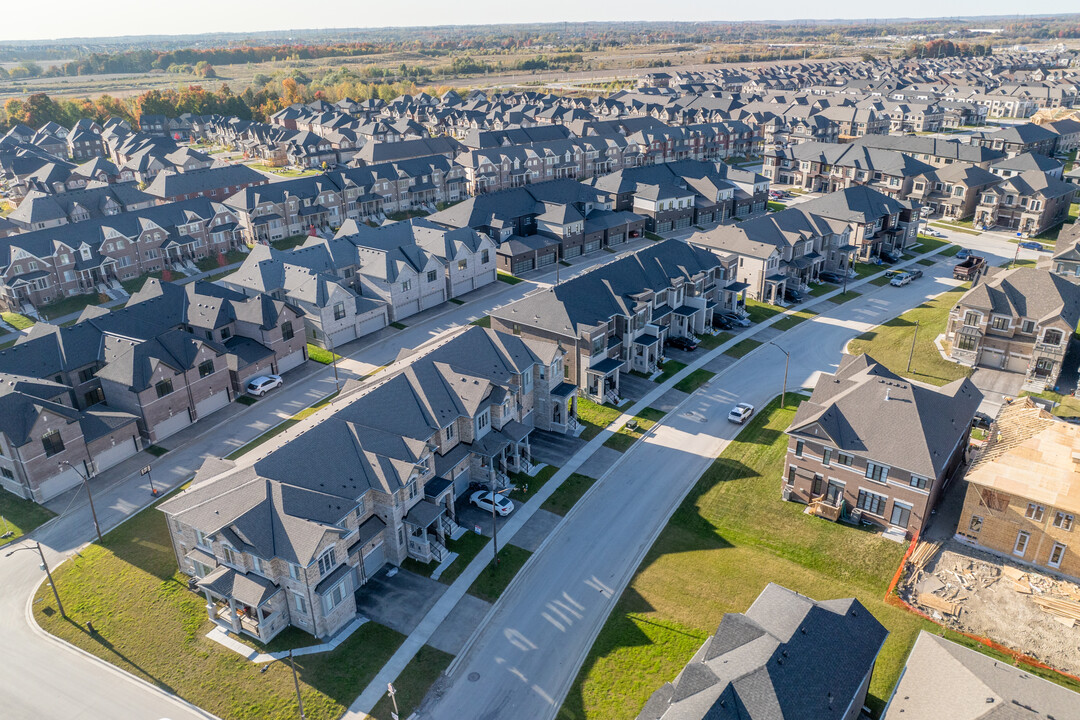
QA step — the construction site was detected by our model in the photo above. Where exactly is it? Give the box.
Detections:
[901,539,1080,677]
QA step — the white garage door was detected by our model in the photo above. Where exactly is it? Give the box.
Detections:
[479,269,496,286]
[93,436,141,472]
[277,348,306,374]
[154,412,192,441]
[452,278,474,296]
[330,326,358,348]
[356,314,387,338]
[396,299,420,319]
[421,290,445,310]
[453,470,472,498]
[1006,354,1029,373]
[35,466,84,503]
[195,391,230,421]
[363,543,386,578]
[980,349,1006,370]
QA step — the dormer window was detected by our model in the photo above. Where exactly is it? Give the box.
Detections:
[81,247,92,261]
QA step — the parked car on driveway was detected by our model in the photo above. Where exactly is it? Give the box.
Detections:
[881,250,902,263]
[470,490,514,517]
[920,227,946,238]
[783,287,802,303]
[884,269,906,279]
[246,374,283,396]
[713,315,735,330]
[1018,241,1044,251]
[955,248,971,260]
[818,272,844,284]
[719,312,751,327]
[665,336,698,352]
[890,273,913,287]
[728,402,755,424]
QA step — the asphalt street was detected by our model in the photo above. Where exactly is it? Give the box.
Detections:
[421,232,1025,720]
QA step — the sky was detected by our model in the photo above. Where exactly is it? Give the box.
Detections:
[1,0,1073,42]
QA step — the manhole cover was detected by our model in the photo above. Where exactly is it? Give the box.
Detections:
[468,672,481,682]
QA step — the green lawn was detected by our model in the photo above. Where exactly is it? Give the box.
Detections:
[541,473,598,516]
[497,272,523,285]
[271,234,310,251]
[697,331,733,351]
[368,645,453,720]
[510,464,560,503]
[846,287,970,386]
[1021,389,1080,419]
[470,316,491,328]
[38,292,106,321]
[673,369,715,394]
[940,245,963,257]
[772,309,817,332]
[654,360,687,384]
[307,344,342,365]
[402,529,491,585]
[853,262,884,279]
[467,544,532,603]
[929,222,981,236]
[1,311,35,330]
[449,298,465,305]
[827,290,862,304]
[912,236,952,254]
[724,338,762,359]
[33,488,406,720]
[390,322,408,330]
[604,408,667,452]
[576,398,624,441]
[766,201,786,212]
[744,299,783,324]
[869,275,891,287]
[0,488,57,547]
[916,258,936,267]
[808,283,835,297]
[558,396,1079,720]
[645,231,663,241]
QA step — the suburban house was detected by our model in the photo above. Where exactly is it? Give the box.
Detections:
[490,240,729,404]
[0,374,142,503]
[793,186,919,262]
[1049,220,1080,281]
[973,169,1076,235]
[972,123,1059,158]
[221,244,390,349]
[761,142,935,199]
[143,164,268,204]
[158,325,574,642]
[688,205,854,299]
[636,583,889,720]
[955,397,1080,582]
[852,135,1004,169]
[7,184,157,232]
[907,163,1003,221]
[784,353,982,538]
[944,267,1080,393]
[883,631,1080,719]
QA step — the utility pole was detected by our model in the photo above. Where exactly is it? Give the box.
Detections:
[327,334,340,393]
[906,320,920,373]
[768,342,790,409]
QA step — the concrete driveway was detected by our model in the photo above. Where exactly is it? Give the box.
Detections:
[529,429,586,467]
[353,568,447,636]
[455,493,517,538]
[970,367,1025,414]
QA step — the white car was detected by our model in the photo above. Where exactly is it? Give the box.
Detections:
[728,402,755,424]
[470,490,514,517]
[246,374,283,396]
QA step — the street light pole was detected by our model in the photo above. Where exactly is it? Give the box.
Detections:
[768,341,790,409]
[59,460,102,544]
[6,542,65,619]
[259,648,306,719]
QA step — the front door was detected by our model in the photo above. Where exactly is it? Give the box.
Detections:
[826,479,845,506]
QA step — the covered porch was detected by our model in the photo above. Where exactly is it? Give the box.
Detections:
[547,381,579,435]
[762,274,787,305]
[631,330,663,375]
[585,357,624,405]
[197,565,287,643]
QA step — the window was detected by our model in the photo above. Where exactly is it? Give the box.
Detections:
[1014,530,1030,557]
[481,250,490,264]
[1049,543,1067,568]
[445,423,455,440]
[333,302,346,321]
[292,591,308,615]
[1043,329,1064,346]
[222,545,239,566]
[155,378,174,398]
[78,367,96,383]
[1,467,14,479]
[812,474,823,496]
[196,529,211,549]
[865,462,889,484]
[909,475,929,491]
[1021,320,1036,334]
[198,359,214,378]
[891,502,912,528]
[856,489,888,516]
[401,280,412,292]
[317,549,336,577]
[822,448,832,466]
[427,270,437,282]
[324,579,347,612]
[963,311,980,327]
[251,556,264,575]
[969,515,983,532]
[837,453,853,467]
[289,563,302,581]
[795,440,804,458]
[458,259,468,271]
[42,430,65,457]
[1053,511,1074,531]
[282,321,294,341]
[206,330,214,341]
[990,316,1009,331]
[956,334,978,352]
[1026,503,1046,522]
[477,412,489,431]
[404,479,418,501]
[220,327,231,340]
[786,465,796,486]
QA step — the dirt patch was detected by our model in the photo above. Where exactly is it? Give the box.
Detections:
[900,540,1080,676]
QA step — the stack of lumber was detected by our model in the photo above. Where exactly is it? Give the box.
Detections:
[918,593,961,616]
[909,540,943,571]
[1031,596,1080,628]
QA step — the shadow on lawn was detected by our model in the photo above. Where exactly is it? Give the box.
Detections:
[59,615,178,693]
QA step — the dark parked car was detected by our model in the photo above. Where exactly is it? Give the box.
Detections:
[665,336,699,352]
[972,412,993,430]
[880,250,902,263]
[713,315,735,330]
[908,268,924,280]
[783,287,802,303]
[719,312,751,327]
[818,272,843,284]
[1019,241,1044,251]
[955,248,971,260]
